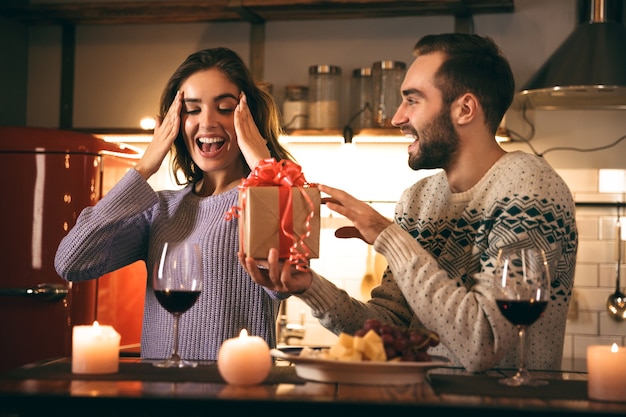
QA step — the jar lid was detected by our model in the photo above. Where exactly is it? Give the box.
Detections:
[352,67,372,77]
[286,85,308,92]
[373,60,406,70]
[285,85,308,99]
[309,65,341,75]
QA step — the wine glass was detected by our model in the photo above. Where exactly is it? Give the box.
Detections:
[494,246,550,387]
[152,242,203,368]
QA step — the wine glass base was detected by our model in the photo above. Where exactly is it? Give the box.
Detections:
[499,375,548,387]
[152,358,198,368]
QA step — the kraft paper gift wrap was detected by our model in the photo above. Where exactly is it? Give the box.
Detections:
[239,185,320,259]
[225,159,320,269]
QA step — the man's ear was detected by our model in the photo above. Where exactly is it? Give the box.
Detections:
[453,93,478,126]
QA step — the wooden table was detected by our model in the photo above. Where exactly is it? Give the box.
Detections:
[0,357,624,417]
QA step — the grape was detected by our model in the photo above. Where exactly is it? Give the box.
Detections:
[354,329,367,337]
[379,324,393,335]
[385,347,396,359]
[381,333,394,346]
[362,319,381,332]
[393,337,409,352]
[356,319,440,362]
[401,350,416,362]
[429,332,441,347]
[409,332,426,345]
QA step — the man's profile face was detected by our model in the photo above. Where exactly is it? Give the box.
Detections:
[392,52,460,171]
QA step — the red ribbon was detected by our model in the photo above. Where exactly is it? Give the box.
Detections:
[225,158,317,271]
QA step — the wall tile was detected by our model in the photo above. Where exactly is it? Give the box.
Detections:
[557,169,598,193]
[574,192,623,203]
[599,263,622,288]
[576,205,619,219]
[600,215,621,241]
[577,288,621,311]
[573,335,625,356]
[576,240,618,264]
[565,310,598,335]
[573,263,598,287]
[561,334,573,358]
[599,314,626,337]
[572,335,625,371]
[574,216,598,240]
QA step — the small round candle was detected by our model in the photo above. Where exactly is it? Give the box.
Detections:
[217,329,271,385]
[587,343,626,402]
[72,321,121,374]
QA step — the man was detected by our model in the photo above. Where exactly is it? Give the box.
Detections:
[241,33,578,373]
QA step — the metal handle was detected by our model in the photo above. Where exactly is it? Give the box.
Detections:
[0,283,69,301]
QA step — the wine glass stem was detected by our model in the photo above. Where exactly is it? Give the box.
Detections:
[171,313,181,360]
[516,325,528,378]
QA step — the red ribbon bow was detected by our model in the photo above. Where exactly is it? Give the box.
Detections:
[225,158,317,271]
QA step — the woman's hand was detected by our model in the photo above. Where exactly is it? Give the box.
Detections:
[134,90,183,180]
[235,92,272,170]
[238,248,313,294]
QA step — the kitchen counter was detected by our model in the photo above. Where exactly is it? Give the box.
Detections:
[0,357,624,417]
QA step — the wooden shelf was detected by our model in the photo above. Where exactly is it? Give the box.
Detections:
[285,127,399,135]
[75,127,403,137]
[0,0,514,25]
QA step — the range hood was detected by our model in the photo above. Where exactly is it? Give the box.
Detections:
[516,0,626,110]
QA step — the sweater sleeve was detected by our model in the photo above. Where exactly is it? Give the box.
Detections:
[297,260,418,336]
[374,223,511,372]
[54,168,159,281]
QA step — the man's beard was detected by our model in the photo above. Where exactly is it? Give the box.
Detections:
[408,107,460,171]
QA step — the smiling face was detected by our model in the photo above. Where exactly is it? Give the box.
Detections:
[179,68,245,178]
[391,52,460,171]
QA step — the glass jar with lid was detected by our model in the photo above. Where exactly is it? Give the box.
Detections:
[349,67,373,130]
[308,65,341,129]
[282,85,308,130]
[372,60,406,128]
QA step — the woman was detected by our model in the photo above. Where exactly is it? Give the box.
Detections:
[55,47,295,361]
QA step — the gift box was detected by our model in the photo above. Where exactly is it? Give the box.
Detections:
[239,185,320,260]
[225,158,320,267]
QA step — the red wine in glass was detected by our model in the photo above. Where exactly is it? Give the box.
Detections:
[496,300,548,326]
[495,246,550,387]
[153,242,203,368]
[154,290,201,314]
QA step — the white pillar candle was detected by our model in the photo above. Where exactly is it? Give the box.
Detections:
[217,329,272,385]
[72,321,121,374]
[587,343,626,402]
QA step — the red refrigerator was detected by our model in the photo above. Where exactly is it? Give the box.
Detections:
[0,126,146,372]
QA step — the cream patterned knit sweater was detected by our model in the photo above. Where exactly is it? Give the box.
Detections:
[55,169,283,361]
[299,151,578,372]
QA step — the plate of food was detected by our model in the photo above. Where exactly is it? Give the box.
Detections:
[271,347,450,385]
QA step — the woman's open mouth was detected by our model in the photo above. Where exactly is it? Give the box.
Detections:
[197,137,225,155]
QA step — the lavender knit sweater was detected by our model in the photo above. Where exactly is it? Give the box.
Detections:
[55,168,282,361]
